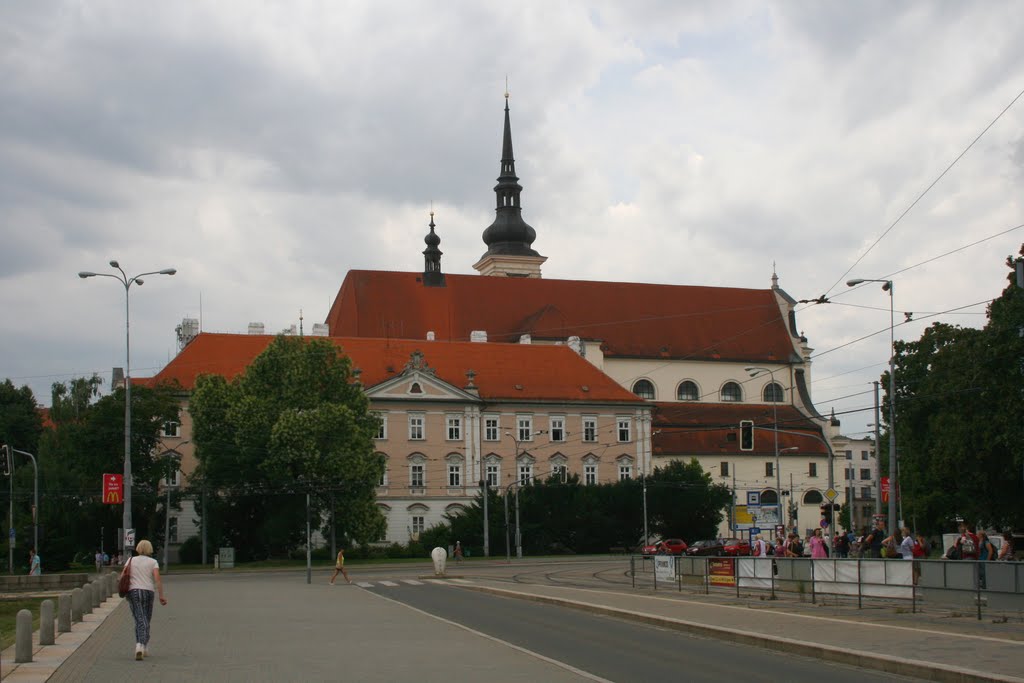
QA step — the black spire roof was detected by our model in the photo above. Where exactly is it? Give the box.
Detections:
[479,97,540,258]
[422,211,445,287]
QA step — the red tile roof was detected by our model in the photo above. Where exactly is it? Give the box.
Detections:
[143,333,645,404]
[326,270,799,363]
[652,402,828,456]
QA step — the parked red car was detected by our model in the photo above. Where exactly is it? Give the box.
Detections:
[721,537,751,556]
[641,538,688,556]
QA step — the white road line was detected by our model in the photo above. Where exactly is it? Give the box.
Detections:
[365,589,612,682]
[379,580,399,587]
[402,579,424,585]
[355,582,374,588]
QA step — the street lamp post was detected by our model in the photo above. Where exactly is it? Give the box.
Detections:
[80,261,176,557]
[745,366,785,528]
[847,278,898,536]
[504,430,546,560]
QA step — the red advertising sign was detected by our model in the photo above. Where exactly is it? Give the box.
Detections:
[881,477,900,503]
[708,557,736,587]
[103,474,123,504]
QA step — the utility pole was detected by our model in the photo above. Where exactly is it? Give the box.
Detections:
[481,479,489,557]
[874,382,882,517]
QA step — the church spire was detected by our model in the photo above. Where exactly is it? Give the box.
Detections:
[422,209,445,287]
[474,93,547,278]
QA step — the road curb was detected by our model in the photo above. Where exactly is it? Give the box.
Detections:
[460,584,1023,683]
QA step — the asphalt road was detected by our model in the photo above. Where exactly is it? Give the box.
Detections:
[365,582,920,683]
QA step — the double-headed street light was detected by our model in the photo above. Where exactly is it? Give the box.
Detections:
[80,261,176,557]
[847,278,897,536]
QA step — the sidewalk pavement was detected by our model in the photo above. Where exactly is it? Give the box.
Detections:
[1,596,123,682]
[462,579,1024,683]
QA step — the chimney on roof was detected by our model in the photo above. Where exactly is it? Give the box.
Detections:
[311,323,329,337]
[567,336,583,356]
[426,331,435,341]
[176,318,199,352]
[248,322,265,335]
[470,330,487,343]
[280,324,297,336]
[519,334,531,344]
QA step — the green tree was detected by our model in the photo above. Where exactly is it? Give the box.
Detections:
[645,459,733,541]
[887,246,1024,534]
[189,336,384,560]
[29,378,179,569]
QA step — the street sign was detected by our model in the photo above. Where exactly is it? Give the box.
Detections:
[824,488,838,502]
[746,491,761,506]
[124,528,135,549]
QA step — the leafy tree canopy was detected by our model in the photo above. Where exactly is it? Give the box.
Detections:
[886,245,1024,533]
[190,336,384,560]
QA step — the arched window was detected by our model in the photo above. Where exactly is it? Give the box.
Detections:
[677,380,699,401]
[763,382,784,403]
[632,379,655,400]
[760,489,778,505]
[803,490,824,505]
[721,382,742,402]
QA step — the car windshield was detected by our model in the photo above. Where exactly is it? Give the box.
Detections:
[723,538,741,544]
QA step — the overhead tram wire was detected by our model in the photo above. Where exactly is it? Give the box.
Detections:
[821,86,1024,300]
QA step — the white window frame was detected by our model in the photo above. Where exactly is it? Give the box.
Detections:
[618,460,633,481]
[446,414,462,441]
[160,421,180,438]
[163,469,181,488]
[410,462,425,488]
[517,415,534,442]
[408,413,425,441]
[374,413,387,440]
[486,461,500,488]
[582,416,597,443]
[518,461,533,485]
[484,415,500,442]
[617,417,631,443]
[584,462,597,486]
[448,463,462,487]
[411,515,425,535]
[378,461,388,487]
[549,416,565,442]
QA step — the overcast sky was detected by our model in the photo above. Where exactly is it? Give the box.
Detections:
[2,1,1022,441]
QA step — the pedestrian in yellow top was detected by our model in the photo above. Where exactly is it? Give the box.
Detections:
[329,548,351,585]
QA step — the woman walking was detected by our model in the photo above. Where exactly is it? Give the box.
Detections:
[329,547,351,585]
[809,529,828,559]
[120,540,167,660]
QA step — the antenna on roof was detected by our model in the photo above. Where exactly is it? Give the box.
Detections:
[199,291,203,331]
[299,309,304,337]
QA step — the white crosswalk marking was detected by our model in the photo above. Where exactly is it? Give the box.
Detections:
[379,580,399,587]
[402,579,424,585]
[355,582,374,588]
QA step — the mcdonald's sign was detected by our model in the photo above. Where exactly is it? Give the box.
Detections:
[103,474,123,504]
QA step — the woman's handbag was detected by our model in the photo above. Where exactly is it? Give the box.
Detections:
[118,558,133,598]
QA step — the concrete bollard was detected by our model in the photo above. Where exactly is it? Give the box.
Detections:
[71,588,83,622]
[82,583,93,615]
[15,609,33,663]
[91,581,102,608]
[58,593,71,633]
[40,599,55,645]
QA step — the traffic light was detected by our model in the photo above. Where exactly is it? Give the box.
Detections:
[739,421,754,451]
[0,444,9,477]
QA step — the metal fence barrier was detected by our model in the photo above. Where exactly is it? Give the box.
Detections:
[630,555,1024,620]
